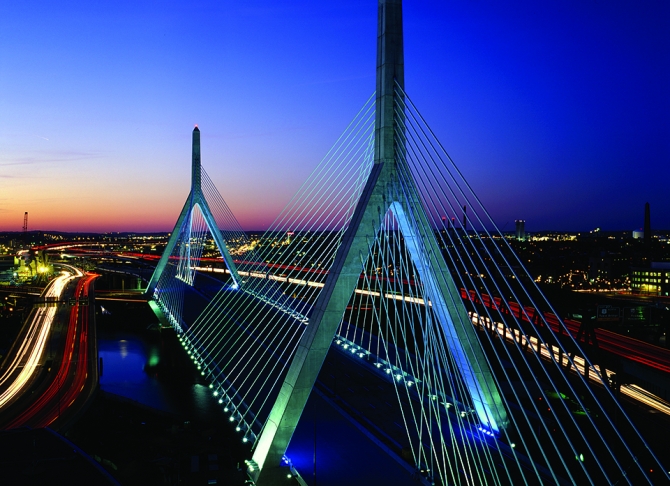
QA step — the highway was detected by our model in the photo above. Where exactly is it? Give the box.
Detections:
[39,243,670,418]
[0,270,76,410]
[465,290,670,415]
[0,265,99,430]
[472,313,670,411]
[461,289,670,374]
[50,239,670,417]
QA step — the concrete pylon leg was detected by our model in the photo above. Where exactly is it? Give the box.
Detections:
[146,127,241,297]
[252,0,506,482]
[146,193,193,296]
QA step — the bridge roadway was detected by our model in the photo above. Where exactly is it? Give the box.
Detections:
[193,255,670,381]
[229,261,670,414]
[0,266,99,431]
[170,272,576,485]
[37,245,670,479]
[40,242,670,417]
[40,242,670,378]
[175,269,667,483]
[187,261,670,416]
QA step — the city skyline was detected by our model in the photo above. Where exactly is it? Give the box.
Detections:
[1,0,668,233]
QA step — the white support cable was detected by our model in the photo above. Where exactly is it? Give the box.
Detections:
[230,121,372,316]
[393,144,512,438]
[258,101,375,239]
[376,227,468,484]
[394,117,576,482]
[396,114,616,482]
[173,97,379,444]
[222,123,372,316]
[205,300,300,391]
[355,214,500,486]
[195,308,303,438]
[394,124,578,484]
[394,85,661,484]
[201,167,248,237]
[380,210,506,485]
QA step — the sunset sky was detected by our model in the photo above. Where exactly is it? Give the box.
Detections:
[1,1,668,233]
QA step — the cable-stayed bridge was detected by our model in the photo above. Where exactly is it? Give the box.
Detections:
[146,1,667,484]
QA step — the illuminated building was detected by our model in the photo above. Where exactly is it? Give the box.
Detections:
[631,262,670,296]
[515,220,526,241]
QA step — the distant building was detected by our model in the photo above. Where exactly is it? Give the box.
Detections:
[631,262,670,296]
[515,220,526,241]
[644,202,651,242]
[632,229,644,239]
[588,252,628,281]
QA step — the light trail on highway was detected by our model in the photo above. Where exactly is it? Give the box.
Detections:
[194,265,670,416]
[5,278,84,427]
[471,313,670,416]
[43,273,96,427]
[2,269,98,429]
[44,243,670,422]
[0,271,75,410]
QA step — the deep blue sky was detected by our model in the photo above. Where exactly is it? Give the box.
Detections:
[1,1,668,232]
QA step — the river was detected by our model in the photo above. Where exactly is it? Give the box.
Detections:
[93,274,420,485]
[96,294,221,423]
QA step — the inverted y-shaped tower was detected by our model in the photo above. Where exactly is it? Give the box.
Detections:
[146,127,241,298]
[251,1,507,482]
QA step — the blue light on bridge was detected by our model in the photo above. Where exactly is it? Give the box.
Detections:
[477,426,496,437]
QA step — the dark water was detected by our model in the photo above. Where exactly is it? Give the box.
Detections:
[96,300,221,423]
[96,328,416,486]
[93,274,416,485]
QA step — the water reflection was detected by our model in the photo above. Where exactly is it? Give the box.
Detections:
[99,332,174,413]
[95,273,223,423]
[118,339,128,359]
[98,330,218,421]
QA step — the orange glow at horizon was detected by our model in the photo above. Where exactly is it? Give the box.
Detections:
[0,185,283,233]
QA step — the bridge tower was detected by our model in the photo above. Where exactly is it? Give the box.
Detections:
[251,1,507,483]
[146,126,241,298]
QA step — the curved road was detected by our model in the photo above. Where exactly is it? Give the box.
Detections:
[0,266,99,430]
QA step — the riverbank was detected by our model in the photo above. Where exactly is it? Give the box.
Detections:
[64,292,254,485]
[65,390,251,485]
